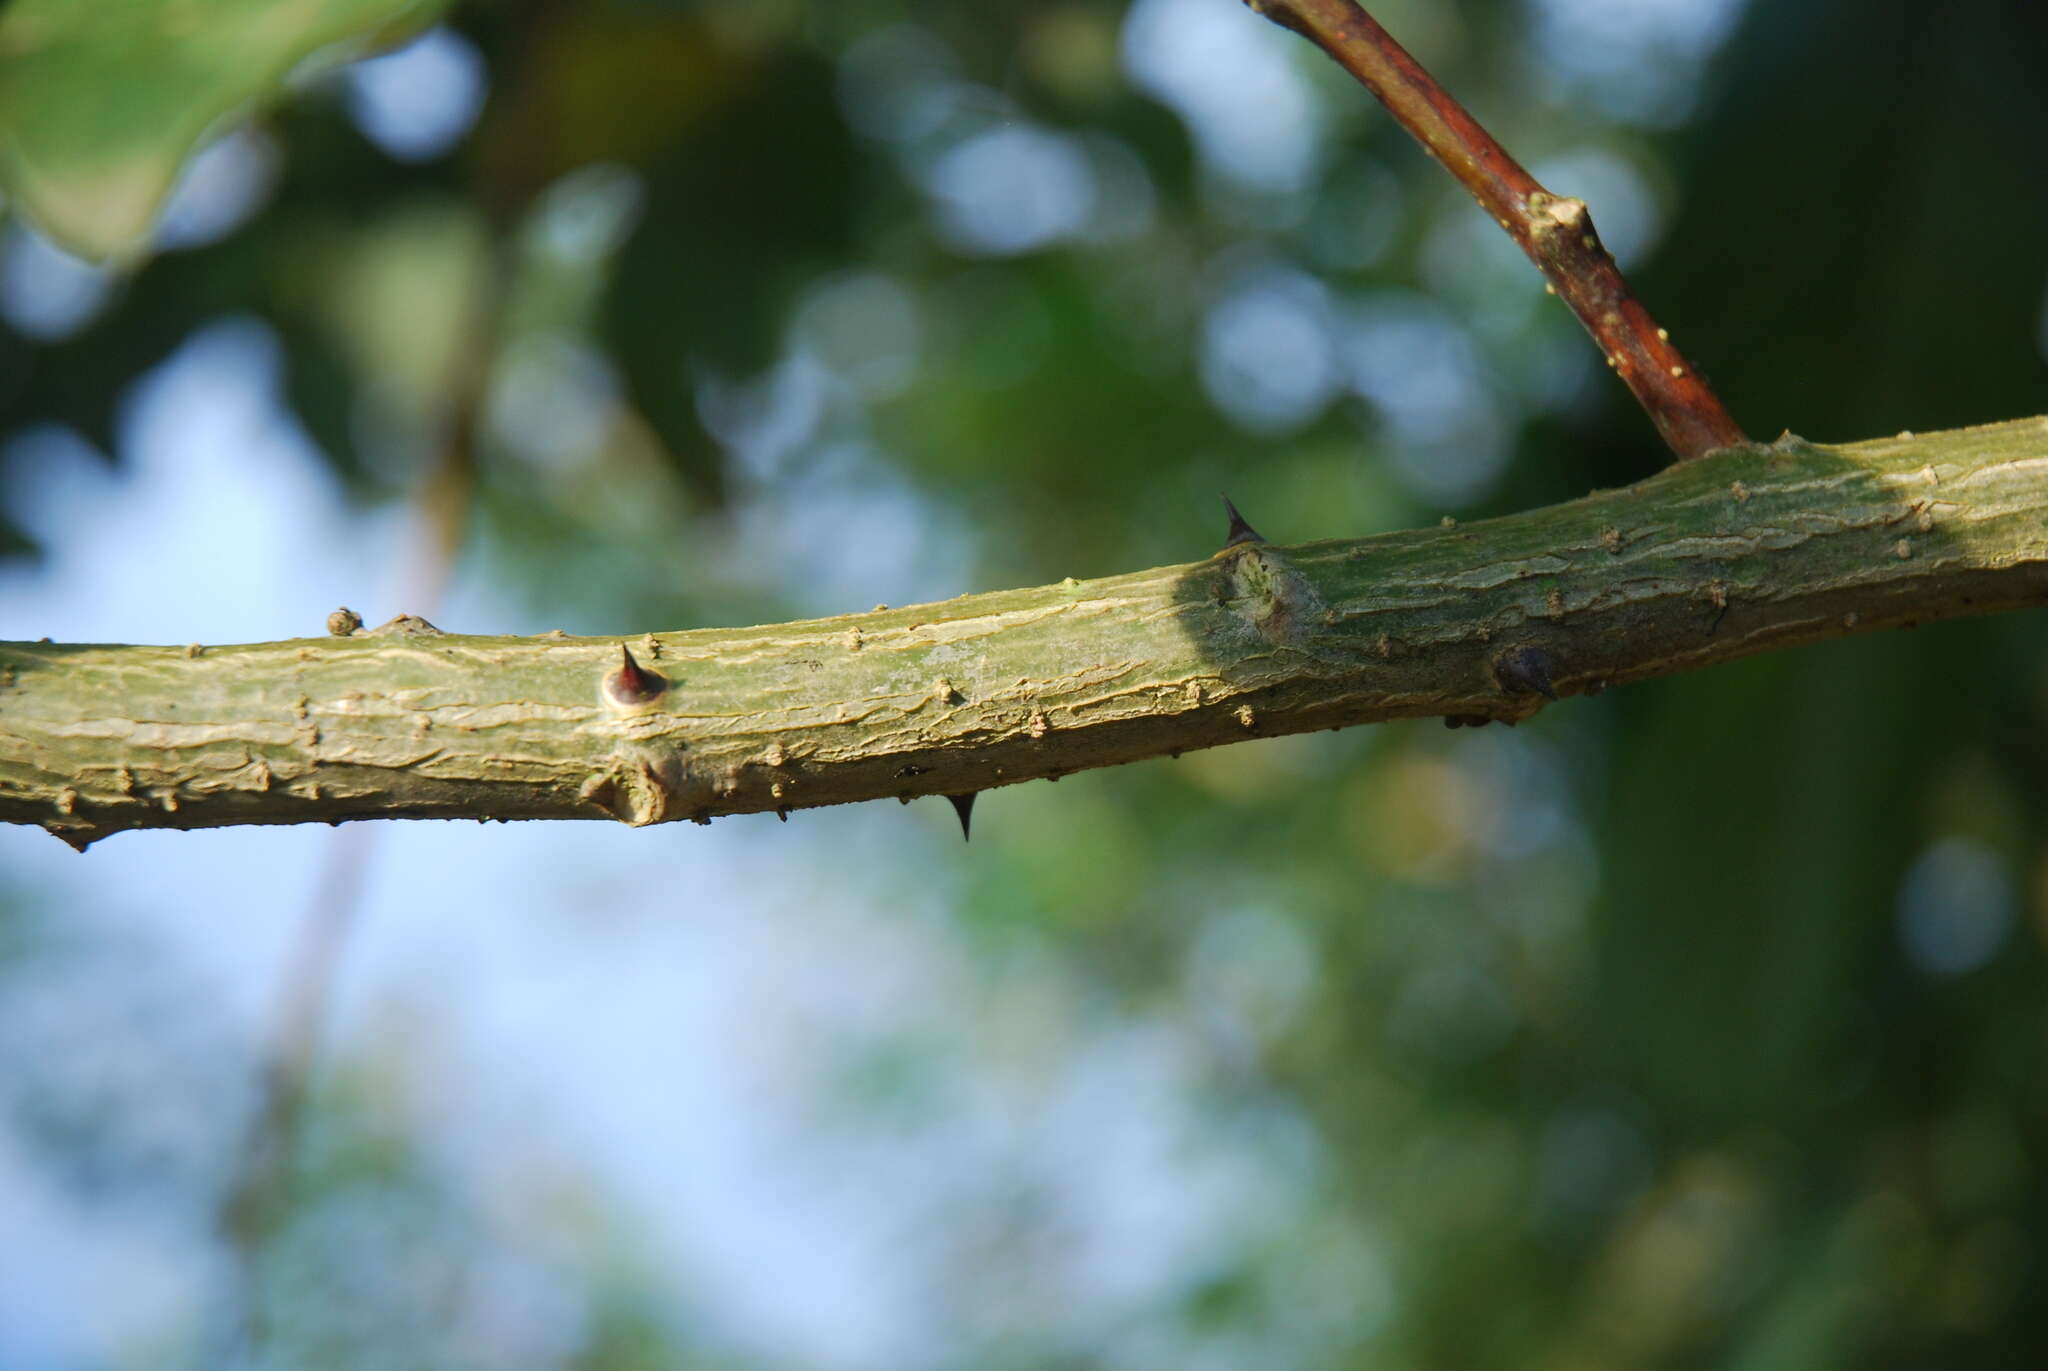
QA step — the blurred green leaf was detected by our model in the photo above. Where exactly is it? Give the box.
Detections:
[0,0,450,261]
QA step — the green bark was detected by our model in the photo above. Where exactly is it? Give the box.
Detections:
[5,416,2046,849]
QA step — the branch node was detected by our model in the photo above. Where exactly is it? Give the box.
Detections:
[369,614,442,636]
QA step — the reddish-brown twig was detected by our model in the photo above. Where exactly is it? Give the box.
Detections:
[1250,0,1747,462]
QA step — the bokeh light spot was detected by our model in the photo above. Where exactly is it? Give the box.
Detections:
[924,125,1097,257]
[1122,0,1324,195]
[345,26,487,163]
[1898,838,2017,977]
[1199,263,1341,436]
[1,225,115,341]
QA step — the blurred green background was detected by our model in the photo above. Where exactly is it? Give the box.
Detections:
[4,0,2048,1367]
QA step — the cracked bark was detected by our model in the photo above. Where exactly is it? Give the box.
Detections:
[4,418,2047,849]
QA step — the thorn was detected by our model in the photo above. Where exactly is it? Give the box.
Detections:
[618,643,650,693]
[945,793,976,841]
[776,807,790,822]
[1492,646,1559,700]
[46,825,92,853]
[1220,493,1265,549]
[606,643,666,705]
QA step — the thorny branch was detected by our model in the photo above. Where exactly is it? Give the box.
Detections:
[1248,0,1749,462]
[3,418,2046,849]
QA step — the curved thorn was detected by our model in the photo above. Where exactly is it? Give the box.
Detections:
[945,793,976,842]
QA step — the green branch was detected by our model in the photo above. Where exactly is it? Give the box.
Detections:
[5,418,2046,849]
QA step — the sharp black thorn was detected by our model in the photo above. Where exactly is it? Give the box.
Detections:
[1220,493,1265,548]
[945,793,976,842]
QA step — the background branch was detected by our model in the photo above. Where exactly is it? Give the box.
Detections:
[1251,0,1749,461]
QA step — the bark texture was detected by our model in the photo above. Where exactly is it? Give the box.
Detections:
[4,418,2046,849]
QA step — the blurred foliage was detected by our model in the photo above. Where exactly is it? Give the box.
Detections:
[0,0,450,260]
[6,0,2048,1368]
